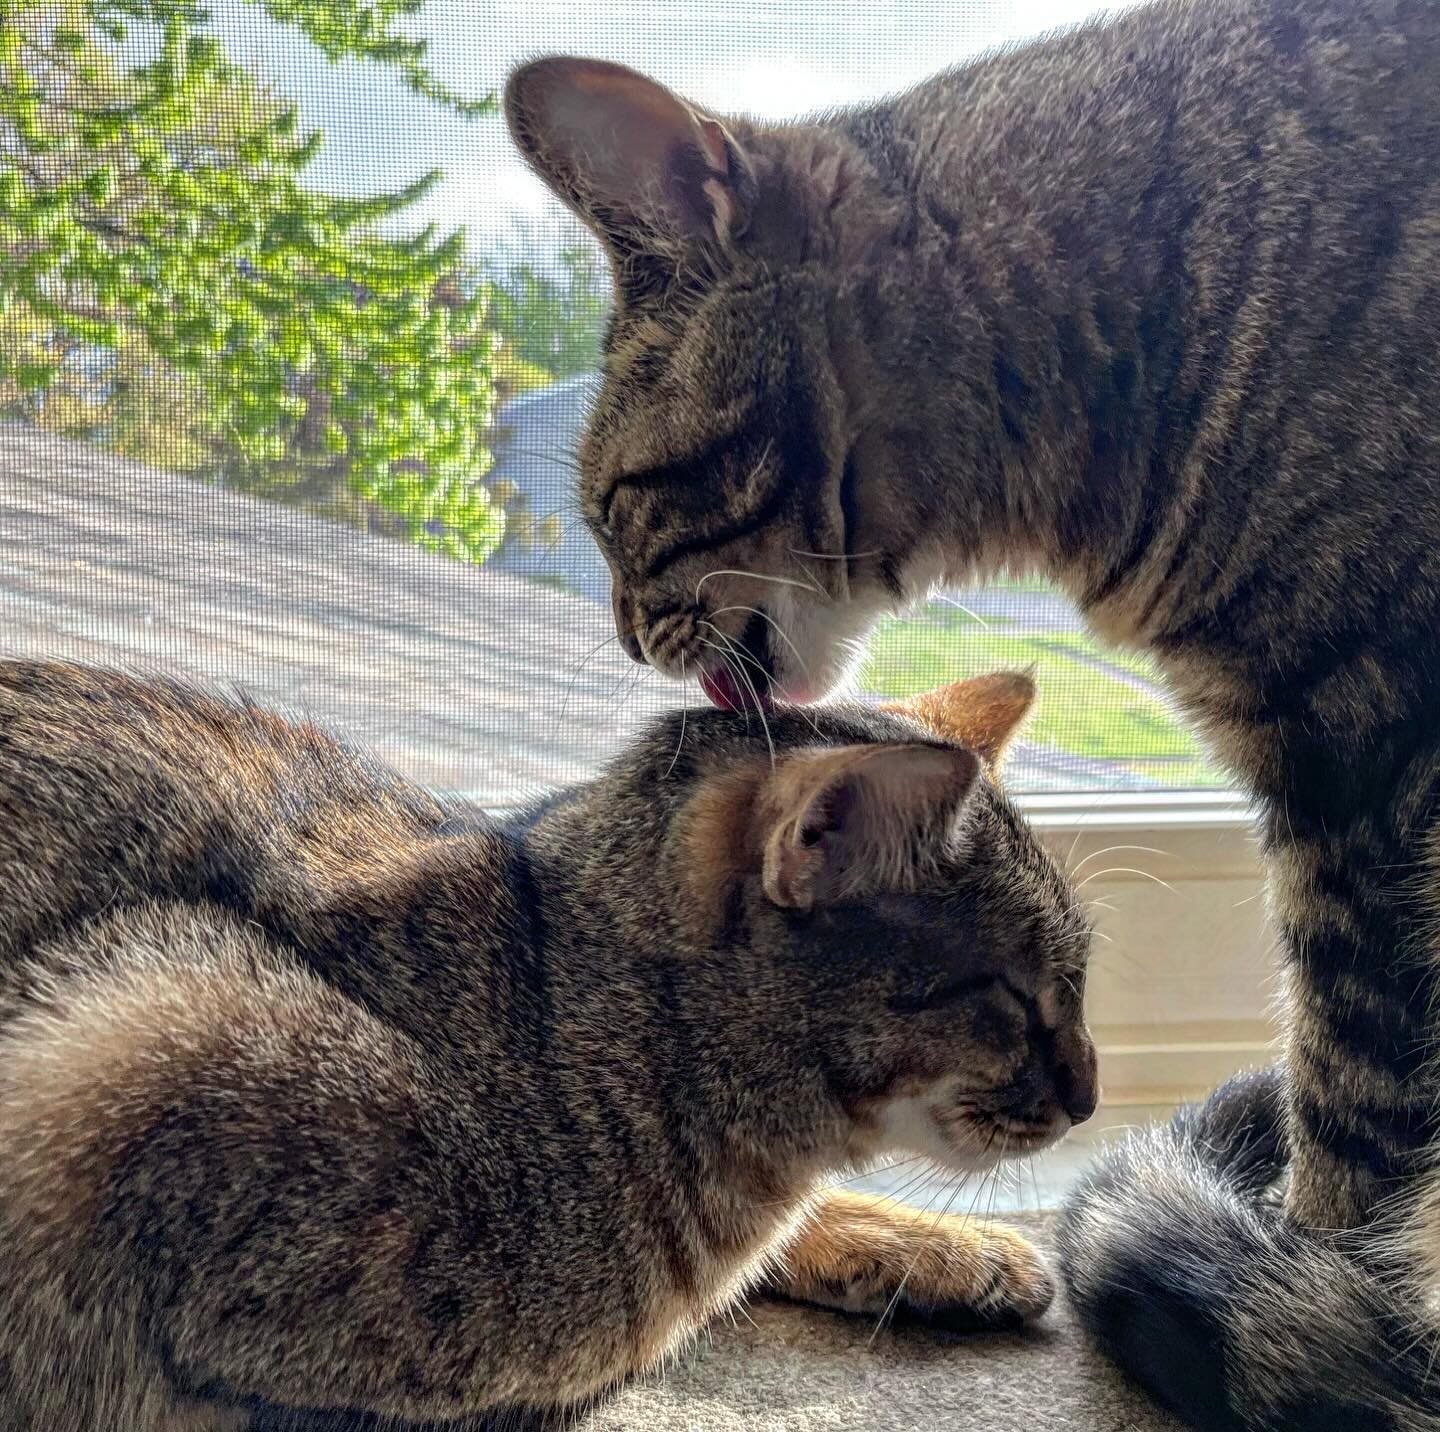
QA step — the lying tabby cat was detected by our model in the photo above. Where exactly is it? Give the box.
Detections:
[0,659,1093,1430]
[506,0,1440,1422]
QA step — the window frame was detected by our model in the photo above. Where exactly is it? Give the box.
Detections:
[1024,794,1276,1112]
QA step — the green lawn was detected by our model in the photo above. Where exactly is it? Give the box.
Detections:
[860,604,1224,787]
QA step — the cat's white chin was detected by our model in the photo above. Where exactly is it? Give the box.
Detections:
[765,586,883,704]
[859,1083,1071,1174]
[765,546,961,706]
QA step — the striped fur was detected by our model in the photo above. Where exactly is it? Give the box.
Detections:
[0,660,1091,1429]
[508,0,1440,1418]
[1058,1069,1440,1431]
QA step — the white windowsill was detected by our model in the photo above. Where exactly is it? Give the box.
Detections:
[1030,798,1276,1112]
[1015,787,1258,831]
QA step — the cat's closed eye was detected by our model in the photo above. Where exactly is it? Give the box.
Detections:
[890,973,1024,1016]
[591,500,616,545]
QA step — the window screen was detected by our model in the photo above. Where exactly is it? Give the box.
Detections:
[1,0,1221,807]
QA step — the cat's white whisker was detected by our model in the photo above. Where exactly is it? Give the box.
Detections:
[696,568,824,600]
[696,634,776,767]
[1074,866,1178,894]
[704,608,828,738]
[709,603,813,677]
[1069,844,1173,877]
[933,593,991,629]
[787,547,883,561]
[499,446,583,476]
[861,1158,946,1215]
[826,1154,928,1193]
[664,654,690,779]
[558,631,622,730]
[866,1156,984,1346]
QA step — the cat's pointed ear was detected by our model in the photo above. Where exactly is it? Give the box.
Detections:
[880,671,1036,771]
[505,57,755,248]
[761,745,980,912]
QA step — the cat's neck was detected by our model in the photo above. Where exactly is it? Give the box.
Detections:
[826,50,1200,633]
[383,809,861,1206]
[517,821,866,1268]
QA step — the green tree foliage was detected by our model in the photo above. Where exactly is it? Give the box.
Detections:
[474,229,610,569]
[482,238,608,392]
[1,0,505,562]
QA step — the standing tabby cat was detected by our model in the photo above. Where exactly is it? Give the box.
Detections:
[0,659,1093,1430]
[504,0,1440,1423]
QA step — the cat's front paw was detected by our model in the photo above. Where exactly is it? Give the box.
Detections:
[890,1217,1055,1330]
[771,1189,1054,1331]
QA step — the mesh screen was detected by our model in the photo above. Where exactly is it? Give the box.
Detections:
[1,0,1221,805]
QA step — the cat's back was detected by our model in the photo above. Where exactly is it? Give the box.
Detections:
[852,0,1440,200]
[0,657,446,847]
[0,659,452,961]
[915,0,1440,107]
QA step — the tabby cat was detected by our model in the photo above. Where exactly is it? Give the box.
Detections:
[504,0,1440,1423]
[0,659,1093,1430]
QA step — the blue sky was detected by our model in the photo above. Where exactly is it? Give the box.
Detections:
[206,0,1136,256]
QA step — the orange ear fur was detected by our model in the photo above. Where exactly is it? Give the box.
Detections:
[879,670,1036,770]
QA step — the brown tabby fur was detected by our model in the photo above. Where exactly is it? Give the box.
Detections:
[505,0,1440,1421]
[0,659,1092,1429]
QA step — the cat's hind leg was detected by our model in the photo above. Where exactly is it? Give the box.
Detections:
[766,1188,1054,1330]
[0,910,310,1430]
[0,900,513,1430]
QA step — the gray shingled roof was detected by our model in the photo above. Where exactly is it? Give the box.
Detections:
[0,423,686,807]
[1,423,1108,803]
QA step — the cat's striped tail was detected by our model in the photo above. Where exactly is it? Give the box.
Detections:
[1056,1068,1440,1432]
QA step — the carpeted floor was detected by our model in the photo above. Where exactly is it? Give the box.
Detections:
[248,1215,1180,1432]
[579,1215,1180,1432]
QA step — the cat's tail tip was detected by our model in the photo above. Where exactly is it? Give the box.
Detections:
[1056,1065,1438,1432]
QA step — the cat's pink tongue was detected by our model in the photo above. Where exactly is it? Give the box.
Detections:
[699,666,773,712]
[699,666,744,710]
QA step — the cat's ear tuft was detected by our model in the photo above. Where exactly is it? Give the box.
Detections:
[879,670,1036,771]
[761,745,980,911]
[505,57,755,248]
